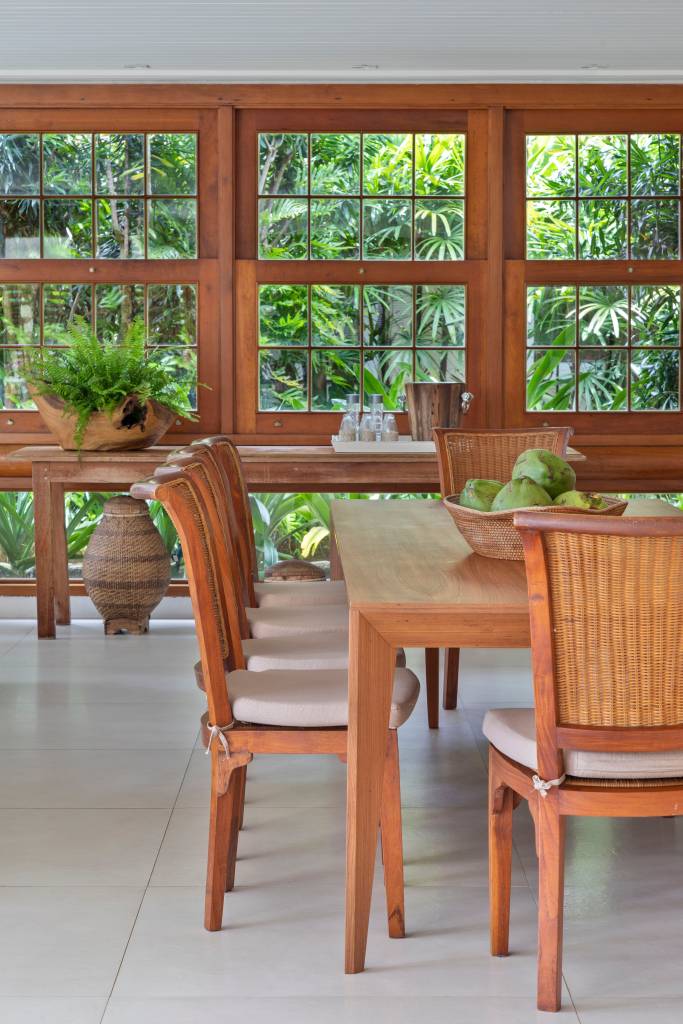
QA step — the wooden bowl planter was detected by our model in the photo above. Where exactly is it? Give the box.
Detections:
[443,493,628,561]
[32,392,176,451]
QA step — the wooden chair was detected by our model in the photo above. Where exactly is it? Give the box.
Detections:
[484,511,683,1011]
[131,461,420,936]
[431,427,573,718]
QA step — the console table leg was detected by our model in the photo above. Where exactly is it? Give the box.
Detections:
[52,485,70,626]
[33,466,56,638]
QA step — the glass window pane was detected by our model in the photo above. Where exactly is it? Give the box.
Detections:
[311,348,360,410]
[578,199,627,259]
[258,197,307,259]
[527,285,575,347]
[416,284,465,347]
[630,199,679,260]
[258,285,308,346]
[526,349,576,411]
[96,199,144,259]
[363,134,412,195]
[148,133,196,195]
[95,133,144,195]
[0,349,33,409]
[578,285,628,346]
[0,199,40,258]
[0,134,39,195]
[526,200,575,259]
[43,134,92,195]
[631,134,680,196]
[363,285,413,346]
[578,135,627,196]
[415,348,465,383]
[578,350,627,410]
[95,284,144,344]
[311,134,360,194]
[631,349,680,410]
[415,198,464,260]
[259,349,308,410]
[362,348,413,410]
[157,347,198,409]
[148,198,197,258]
[0,284,39,345]
[148,284,197,345]
[526,135,575,197]
[258,134,308,195]
[311,285,359,346]
[43,199,93,258]
[43,283,92,343]
[415,133,465,196]
[631,285,680,347]
[310,198,360,259]
[363,199,412,259]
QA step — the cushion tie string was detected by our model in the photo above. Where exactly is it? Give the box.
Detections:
[206,721,235,757]
[532,773,566,798]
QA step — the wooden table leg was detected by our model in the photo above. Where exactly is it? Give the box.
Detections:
[329,513,344,581]
[345,608,395,973]
[32,464,56,638]
[52,484,70,626]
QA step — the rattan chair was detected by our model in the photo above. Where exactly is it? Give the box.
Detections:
[431,427,573,719]
[484,511,683,1011]
[132,461,419,936]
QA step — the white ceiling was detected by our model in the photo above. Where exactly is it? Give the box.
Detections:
[1,0,682,83]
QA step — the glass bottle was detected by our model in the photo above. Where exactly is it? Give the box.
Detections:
[381,413,399,442]
[369,394,384,442]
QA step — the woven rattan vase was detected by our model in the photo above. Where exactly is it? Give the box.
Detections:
[82,496,170,634]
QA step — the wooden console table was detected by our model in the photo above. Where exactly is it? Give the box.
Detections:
[4,443,584,637]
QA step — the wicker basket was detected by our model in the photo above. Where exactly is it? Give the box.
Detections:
[264,558,326,582]
[443,493,628,561]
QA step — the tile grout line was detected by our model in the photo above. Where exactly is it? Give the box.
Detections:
[98,728,200,1024]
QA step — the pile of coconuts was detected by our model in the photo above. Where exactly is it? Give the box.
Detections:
[458,449,609,512]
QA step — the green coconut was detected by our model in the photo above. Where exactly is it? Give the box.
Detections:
[512,449,576,499]
[491,477,553,511]
[553,490,608,510]
[459,479,505,512]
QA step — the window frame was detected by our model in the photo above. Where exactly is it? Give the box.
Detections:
[0,107,221,439]
[504,108,683,434]
[234,107,490,438]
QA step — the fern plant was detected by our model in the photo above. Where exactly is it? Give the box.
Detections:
[23,317,197,447]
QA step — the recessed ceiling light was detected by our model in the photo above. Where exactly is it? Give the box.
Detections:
[352,64,380,70]
[124,63,152,69]
[580,63,609,70]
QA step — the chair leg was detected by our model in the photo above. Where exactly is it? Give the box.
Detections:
[442,647,460,710]
[380,729,405,938]
[237,764,247,831]
[205,757,247,930]
[425,648,440,729]
[536,797,566,1012]
[488,749,514,957]
[225,765,247,892]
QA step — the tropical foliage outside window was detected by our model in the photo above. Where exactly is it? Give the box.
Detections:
[256,131,467,411]
[0,283,198,409]
[258,282,466,411]
[525,133,681,412]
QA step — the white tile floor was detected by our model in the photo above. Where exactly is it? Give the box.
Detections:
[0,617,679,1023]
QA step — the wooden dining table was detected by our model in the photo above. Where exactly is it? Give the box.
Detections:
[332,495,683,974]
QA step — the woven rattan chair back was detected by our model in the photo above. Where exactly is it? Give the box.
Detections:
[433,427,573,497]
[515,512,683,781]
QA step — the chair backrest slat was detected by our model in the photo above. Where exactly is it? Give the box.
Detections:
[433,427,573,497]
[516,512,683,777]
[139,472,235,727]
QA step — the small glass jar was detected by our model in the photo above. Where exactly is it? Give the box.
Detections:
[381,413,399,442]
[338,411,358,441]
[358,412,377,443]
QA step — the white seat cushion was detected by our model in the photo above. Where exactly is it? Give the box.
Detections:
[483,707,683,780]
[254,579,347,609]
[243,633,406,672]
[247,603,347,639]
[228,666,419,728]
